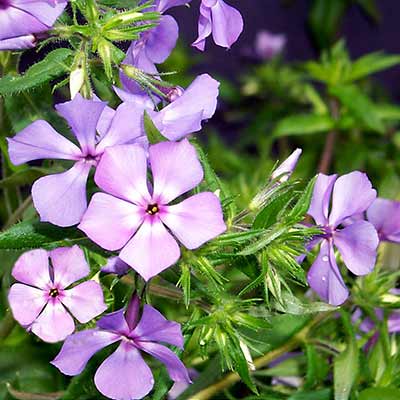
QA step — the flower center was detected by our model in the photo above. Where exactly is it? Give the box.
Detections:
[49,288,59,298]
[0,0,10,9]
[146,204,159,215]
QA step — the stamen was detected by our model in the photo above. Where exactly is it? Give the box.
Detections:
[146,204,159,215]
[49,288,59,298]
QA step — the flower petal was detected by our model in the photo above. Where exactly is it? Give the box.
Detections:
[307,240,349,306]
[209,0,243,49]
[152,74,220,140]
[79,193,144,251]
[192,3,212,51]
[12,249,50,289]
[96,103,147,153]
[94,342,154,400]
[329,171,376,227]
[32,161,92,227]
[7,120,82,165]
[161,192,226,249]
[8,283,47,326]
[94,144,151,205]
[150,139,204,204]
[334,220,378,276]
[51,329,121,375]
[31,301,75,343]
[101,257,131,276]
[367,198,400,242]
[0,34,36,50]
[138,341,191,383]
[307,173,337,226]
[50,245,89,288]
[62,281,107,323]
[271,149,302,182]
[55,94,107,155]
[120,218,180,281]
[157,0,190,13]
[97,309,130,336]
[131,304,183,348]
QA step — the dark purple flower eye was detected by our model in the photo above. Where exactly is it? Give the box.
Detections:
[0,0,10,10]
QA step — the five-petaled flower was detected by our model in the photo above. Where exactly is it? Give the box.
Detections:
[79,139,227,281]
[52,295,191,400]
[306,171,379,306]
[192,0,243,51]
[7,94,147,227]
[8,246,107,343]
[0,0,67,50]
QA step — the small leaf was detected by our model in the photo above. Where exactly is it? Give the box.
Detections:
[287,176,317,223]
[274,114,334,137]
[0,49,73,96]
[0,167,50,189]
[289,389,332,400]
[7,384,63,400]
[143,111,167,144]
[358,387,400,400]
[334,312,359,400]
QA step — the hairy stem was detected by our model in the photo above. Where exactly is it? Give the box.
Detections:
[189,313,327,400]
[4,195,32,229]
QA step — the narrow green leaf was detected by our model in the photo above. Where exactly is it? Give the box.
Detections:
[177,264,191,308]
[0,49,73,96]
[334,312,359,400]
[0,167,50,189]
[330,84,385,133]
[7,385,63,400]
[289,389,332,400]
[273,114,334,137]
[143,111,167,144]
[287,176,316,223]
[359,387,400,400]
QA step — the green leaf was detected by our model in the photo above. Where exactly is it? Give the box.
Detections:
[375,104,400,121]
[274,292,337,315]
[358,387,400,400]
[177,264,191,308]
[333,312,359,400]
[143,111,167,144]
[7,385,63,400]
[287,176,316,223]
[330,84,385,133]
[273,114,334,137]
[347,52,400,82]
[0,49,73,96]
[0,167,49,189]
[288,389,332,400]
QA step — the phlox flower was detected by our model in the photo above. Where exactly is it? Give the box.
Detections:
[52,295,191,400]
[120,0,191,96]
[8,246,106,343]
[306,171,379,305]
[0,0,67,50]
[254,30,286,60]
[79,139,226,281]
[271,148,302,183]
[192,0,243,51]
[366,198,400,243]
[116,73,220,141]
[7,94,147,227]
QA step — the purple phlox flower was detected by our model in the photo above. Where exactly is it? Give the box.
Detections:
[366,198,400,243]
[79,139,227,281]
[7,94,147,227]
[8,246,106,343]
[306,171,379,306]
[192,0,244,51]
[0,0,67,50]
[353,308,400,351]
[52,295,191,400]
[116,73,220,141]
[271,148,302,183]
[254,30,286,61]
[101,257,130,276]
[120,0,190,96]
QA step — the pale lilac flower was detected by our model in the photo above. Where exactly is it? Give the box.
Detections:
[52,295,191,400]
[366,198,400,243]
[255,30,286,60]
[192,0,243,51]
[79,140,226,281]
[306,171,379,306]
[116,73,220,141]
[8,246,106,343]
[271,148,302,183]
[0,0,67,50]
[120,0,190,96]
[7,94,147,227]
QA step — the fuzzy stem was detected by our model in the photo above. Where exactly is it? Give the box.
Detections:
[189,313,327,400]
[318,99,340,174]
[4,195,32,229]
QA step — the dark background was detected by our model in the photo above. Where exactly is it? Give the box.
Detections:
[170,0,400,98]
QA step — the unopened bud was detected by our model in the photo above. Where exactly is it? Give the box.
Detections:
[271,148,302,183]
